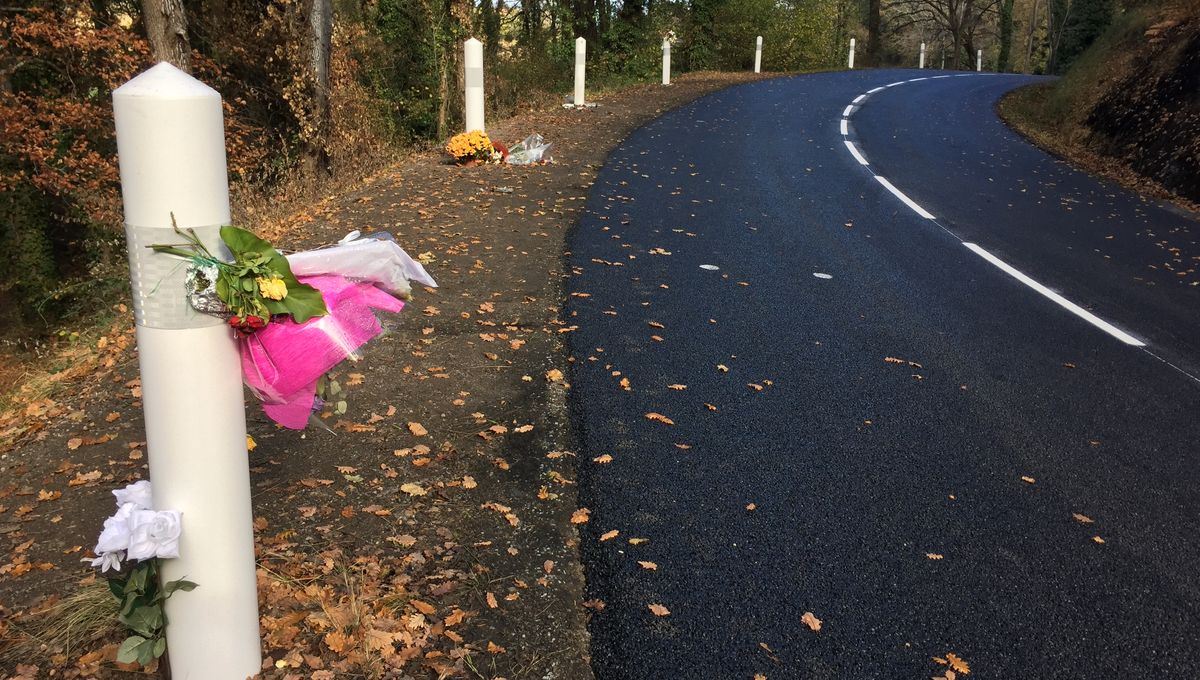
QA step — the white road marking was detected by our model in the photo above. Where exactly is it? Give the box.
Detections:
[963,243,1146,346]
[885,81,904,87]
[844,140,869,165]
[875,176,935,219]
[813,272,833,279]
[833,76,1153,353]
[700,264,720,271]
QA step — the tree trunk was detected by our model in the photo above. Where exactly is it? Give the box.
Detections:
[866,0,881,66]
[140,0,191,72]
[998,0,1014,71]
[1023,0,1041,73]
[303,0,333,175]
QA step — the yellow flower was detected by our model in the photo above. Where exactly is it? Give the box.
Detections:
[256,276,288,301]
[446,130,494,161]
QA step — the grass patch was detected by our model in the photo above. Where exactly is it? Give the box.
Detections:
[0,580,122,669]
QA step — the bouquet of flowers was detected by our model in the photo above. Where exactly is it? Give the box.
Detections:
[152,225,436,429]
[445,129,498,164]
[86,481,194,666]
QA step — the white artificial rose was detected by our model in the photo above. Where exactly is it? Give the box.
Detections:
[113,480,153,510]
[126,510,182,561]
[94,502,138,555]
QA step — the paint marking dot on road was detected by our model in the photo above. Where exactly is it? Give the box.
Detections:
[700,264,719,271]
[813,272,833,279]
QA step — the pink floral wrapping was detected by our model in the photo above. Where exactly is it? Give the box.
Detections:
[239,274,404,429]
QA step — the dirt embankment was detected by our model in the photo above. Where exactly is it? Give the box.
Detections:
[1000,2,1200,207]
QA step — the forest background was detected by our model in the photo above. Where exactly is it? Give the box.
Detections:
[0,0,1122,347]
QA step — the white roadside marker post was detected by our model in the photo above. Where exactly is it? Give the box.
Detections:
[977,49,983,72]
[574,37,586,106]
[111,62,261,680]
[920,42,926,69]
[848,38,856,69]
[662,39,671,85]
[754,35,762,73]
[464,37,485,132]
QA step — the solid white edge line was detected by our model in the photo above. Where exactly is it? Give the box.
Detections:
[931,75,952,79]
[853,94,866,104]
[908,77,929,82]
[885,81,903,87]
[963,243,1146,346]
[840,119,848,136]
[867,86,885,94]
[875,176,935,219]
[842,104,854,117]
[844,140,869,165]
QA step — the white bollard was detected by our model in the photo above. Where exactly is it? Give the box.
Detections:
[464,37,485,132]
[848,38,856,69]
[574,37,586,106]
[977,49,983,72]
[920,43,926,69]
[662,39,671,85]
[112,62,261,680]
[754,35,762,73]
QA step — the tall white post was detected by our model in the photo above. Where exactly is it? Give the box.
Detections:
[112,62,261,680]
[848,38,856,69]
[662,39,671,85]
[920,42,926,69]
[464,37,485,132]
[754,35,763,73]
[977,49,983,72]
[574,37,586,106]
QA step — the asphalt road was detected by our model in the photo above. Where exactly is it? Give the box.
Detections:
[565,69,1200,679]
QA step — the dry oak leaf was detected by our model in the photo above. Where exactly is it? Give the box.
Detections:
[599,529,619,541]
[1093,536,1106,544]
[1072,512,1094,523]
[487,640,506,654]
[668,384,688,390]
[593,454,614,464]
[407,422,428,436]
[486,592,499,608]
[945,652,971,674]
[570,508,591,524]
[755,675,768,680]
[546,368,565,382]
[745,503,757,512]
[801,611,822,632]
[645,412,675,425]
[323,631,355,655]
[628,537,650,545]
[926,553,944,560]
[400,483,427,496]
[410,599,436,615]
[463,476,478,489]
[647,603,670,617]
[637,561,658,570]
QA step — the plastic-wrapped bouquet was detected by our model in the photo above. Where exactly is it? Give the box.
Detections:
[151,227,436,429]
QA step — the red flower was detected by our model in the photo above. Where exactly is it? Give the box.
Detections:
[229,314,268,335]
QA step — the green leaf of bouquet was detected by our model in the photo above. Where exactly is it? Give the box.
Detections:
[117,635,147,663]
[152,636,167,659]
[220,226,328,323]
[164,578,198,595]
[121,604,163,637]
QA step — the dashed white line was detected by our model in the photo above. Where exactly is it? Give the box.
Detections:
[836,75,1155,354]
[963,243,1146,346]
[844,140,869,165]
[875,176,935,219]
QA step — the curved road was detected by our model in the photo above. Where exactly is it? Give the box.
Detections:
[566,70,1200,679]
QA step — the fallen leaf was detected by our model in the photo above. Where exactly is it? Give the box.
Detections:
[400,483,427,496]
[801,611,822,632]
[637,561,658,570]
[408,422,428,436]
[593,454,613,464]
[668,384,687,390]
[745,503,756,512]
[647,603,670,617]
[570,508,591,524]
[628,537,649,545]
[463,476,477,489]
[945,652,971,675]
[546,369,565,382]
[1072,512,1094,523]
[926,553,944,560]
[410,600,436,615]
[1093,535,1106,544]
[645,412,675,425]
[486,592,498,608]
[1021,476,1036,484]
[599,529,619,541]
